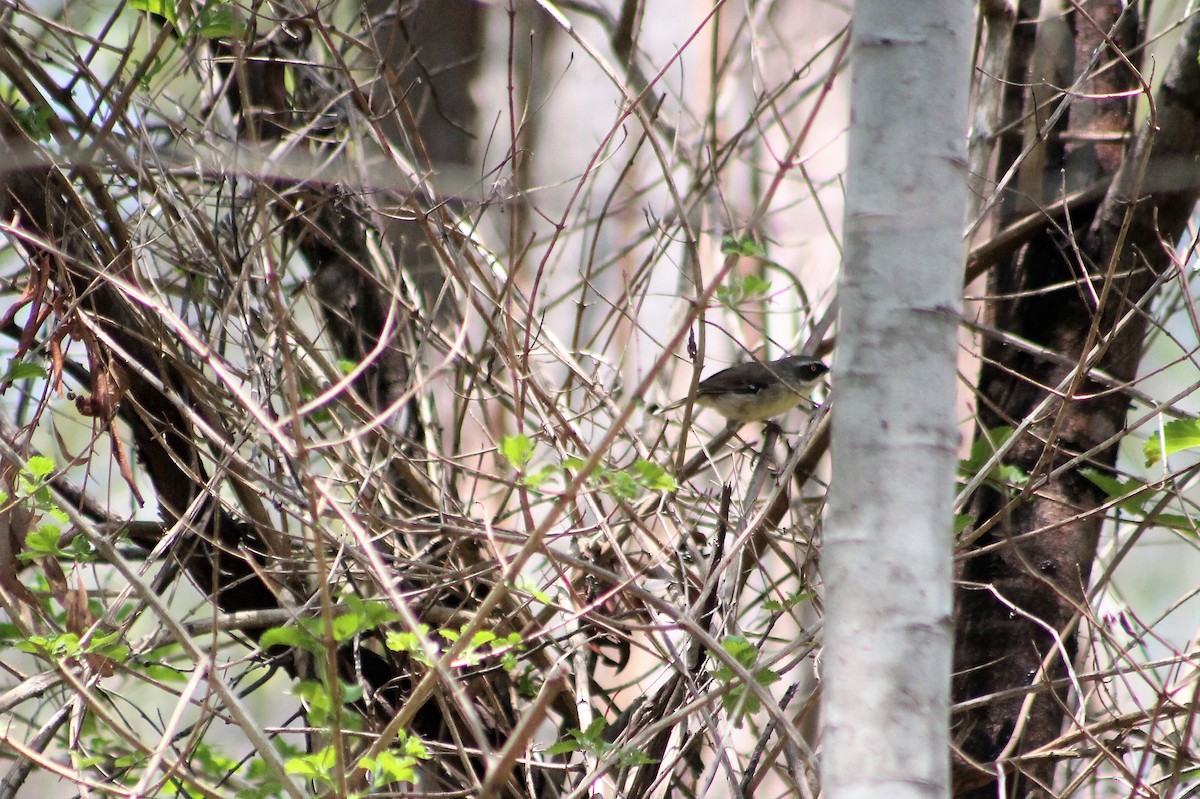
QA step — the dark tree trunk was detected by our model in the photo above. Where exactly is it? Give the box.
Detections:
[953,4,1200,796]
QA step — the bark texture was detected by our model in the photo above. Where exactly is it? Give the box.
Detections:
[953,4,1200,796]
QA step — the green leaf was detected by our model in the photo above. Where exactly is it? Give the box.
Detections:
[720,235,768,259]
[349,596,399,628]
[260,626,304,649]
[1081,468,1149,514]
[68,534,96,562]
[85,630,126,655]
[619,750,658,767]
[21,525,65,561]
[762,591,814,612]
[578,718,607,747]
[1144,418,1200,467]
[500,434,535,469]
[516,668,540,697]
[360,748,419,784]
[602,469,640,499]
[145,663,187,683]
[545,739,582,755]
[285,758,324,772]
[513,578,551,604]
[385,625,432,656]
[358,733,426,784]
[9,106,53,142]
[522,464,559,490]
[261,624,324,655]
[960,426,1013,473]
[331,613,361,643]
[400,732,428,759]
[3,359,47,382]
[292,680,335,726]
[471,630,497,647]
[741,273,771,294]
[715,273,772,308]
[23,456,55,480]
[959,427,1028,489]
[632,460,676,492]
[713,636,778,719]
[716,636,758,674]
[195,0,240,38]
[18,632,81,658]
[19,529,85,564]
[322,597,402,644]
[129,0,177,23]
[547,719,609,756]
[1146,513,1199,536]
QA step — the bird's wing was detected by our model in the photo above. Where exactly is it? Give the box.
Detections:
[695,370,770,396]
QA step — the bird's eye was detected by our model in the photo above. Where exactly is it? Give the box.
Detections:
[806,363,826,378]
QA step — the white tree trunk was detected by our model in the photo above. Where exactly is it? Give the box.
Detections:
[823,4,973,798]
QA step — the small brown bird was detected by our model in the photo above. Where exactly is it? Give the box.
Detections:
[656,354,829,423]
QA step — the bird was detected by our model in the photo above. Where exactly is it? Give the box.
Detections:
[654,354,829,423]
